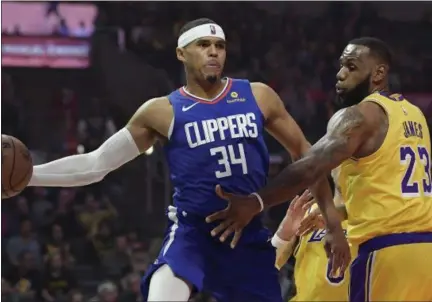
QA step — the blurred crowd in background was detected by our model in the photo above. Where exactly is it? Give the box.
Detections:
[2,2,431,302]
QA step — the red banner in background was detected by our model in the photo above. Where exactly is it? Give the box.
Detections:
[1,36,90,68]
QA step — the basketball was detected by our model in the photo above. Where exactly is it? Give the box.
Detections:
[2,135,33,199]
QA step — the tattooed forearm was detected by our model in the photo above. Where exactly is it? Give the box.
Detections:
[258,106,367,208]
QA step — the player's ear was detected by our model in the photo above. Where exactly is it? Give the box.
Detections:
[176,47,186,63]
[373,64,387,83]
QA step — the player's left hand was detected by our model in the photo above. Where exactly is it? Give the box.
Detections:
[206,185,262,248]
[323,228,351,277]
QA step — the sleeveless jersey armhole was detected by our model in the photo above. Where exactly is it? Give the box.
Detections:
[241,80,266,125]
[166,95,176,141]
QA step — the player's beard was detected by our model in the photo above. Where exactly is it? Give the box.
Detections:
[205,75,217,84]
[335,74,371,109]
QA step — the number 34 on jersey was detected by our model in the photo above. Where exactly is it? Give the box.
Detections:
[210,143,247,178]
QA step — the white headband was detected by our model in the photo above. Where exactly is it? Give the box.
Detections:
[177,23,225,48]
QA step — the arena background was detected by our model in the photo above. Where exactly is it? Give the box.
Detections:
[1,2,431,302]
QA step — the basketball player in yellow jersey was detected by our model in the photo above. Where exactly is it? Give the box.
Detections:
[273,171,352,302]
[209,37,432,301]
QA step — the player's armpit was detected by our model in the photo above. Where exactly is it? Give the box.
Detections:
[275,237,297,270]
[251,82,310,160]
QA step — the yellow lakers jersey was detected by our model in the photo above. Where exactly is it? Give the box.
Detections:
[339,93,432,245]
[290,205,352,302]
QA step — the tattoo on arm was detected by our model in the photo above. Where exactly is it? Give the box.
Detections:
[322,106,366,164]
[258,106,367,208]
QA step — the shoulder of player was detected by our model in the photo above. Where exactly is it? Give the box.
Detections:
[358,98,388,127]
[327,104,376,138]
[250,82,274,99]
[133,96,172,119]
[249,82,283,117]
[128,96,173,131]
[139,96,171,112]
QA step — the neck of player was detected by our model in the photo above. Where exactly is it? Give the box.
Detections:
[185,75,226,100]
[371,83,389,95]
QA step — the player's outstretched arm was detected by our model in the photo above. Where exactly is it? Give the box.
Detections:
[257,102,375,208]
[28,98,165,187]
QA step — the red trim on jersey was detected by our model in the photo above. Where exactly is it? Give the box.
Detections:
[179,78,232,104]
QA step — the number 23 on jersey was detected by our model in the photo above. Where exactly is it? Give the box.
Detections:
[400,145,432,197]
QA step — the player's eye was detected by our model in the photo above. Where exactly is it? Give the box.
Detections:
[198,42,210,48]
[348,65,357,71]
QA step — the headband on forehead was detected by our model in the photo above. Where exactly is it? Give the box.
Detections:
[177,23,225,48]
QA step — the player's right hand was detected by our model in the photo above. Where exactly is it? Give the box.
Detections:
[206,185,263,249]
[276,189,314,240]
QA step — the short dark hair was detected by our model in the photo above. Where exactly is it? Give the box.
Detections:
[179,18,216,36]
[349,37,393,68]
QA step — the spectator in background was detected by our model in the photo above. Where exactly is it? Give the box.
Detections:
[101,235,133,279]
[57,18,69,36]
[69,290,84,302]
[7,219,41,266]
[4,196,32,236]
[3,251,42,301]
[43,224,75,267]
[13,25,21,36]
[77,98,117,152]
[119,273,142,302]
[45,2,60,18]
[78,193,117,237]
[1,277,17,302]
[127,231,144,250]
[53,189,83,239]
[128,248,149,276]
[71,21,92,38]
[32,188,54,229]
[41,253,77,302]
[90,281,119,302]
[92,220,116,266]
